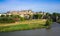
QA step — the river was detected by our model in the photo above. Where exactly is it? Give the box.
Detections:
[0,22,60,36]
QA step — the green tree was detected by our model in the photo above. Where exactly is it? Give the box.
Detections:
[52,12,59,22]
[33,14,42,19]
[33,14,38,19]
[38,14,42,19]
[1,15,5,17]
[46,13,51,19]
[6,15,10,17]
[45,19,53,26]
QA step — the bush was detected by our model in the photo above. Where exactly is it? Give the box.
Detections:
[44,19,53,26]
[57,19,60,23]
[1,15,5,17]
[0,17,15,23]
[0,14,26,23]
[20,17,25,21]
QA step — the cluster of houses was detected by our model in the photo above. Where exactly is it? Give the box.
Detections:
[0,10,46,18]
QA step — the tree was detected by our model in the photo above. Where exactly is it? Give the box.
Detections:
[38,14,42,19]
[46,13,51,19]
[1,15,5,17]
[52,12,59,22]
[33,14,42,19]
[6,15,10,17]
[33,14,38,19]
[44,19,53,26]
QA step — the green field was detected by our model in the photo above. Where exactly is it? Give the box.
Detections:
[0,19,47,32]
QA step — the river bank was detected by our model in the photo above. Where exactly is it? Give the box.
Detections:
[0,19,47,32]
[0,22,60,36]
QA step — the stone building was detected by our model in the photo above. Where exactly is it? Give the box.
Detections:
[6,10,34,19]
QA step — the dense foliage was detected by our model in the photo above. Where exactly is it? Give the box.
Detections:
[0,17,15,23]
[33,14,42,19]
[0,12,60,23]
[44,19,53,26]
[0,15,25,23]
[57,19,60,24]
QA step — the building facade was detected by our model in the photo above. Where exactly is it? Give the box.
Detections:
[6,10,34,19]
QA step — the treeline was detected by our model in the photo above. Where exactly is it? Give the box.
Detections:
[43,12,60,23]
[0,15,25,23]
[0,12,60,23]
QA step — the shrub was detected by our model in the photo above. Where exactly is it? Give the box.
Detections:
[1,15,5,17]
[20,17,25,21]
[44,19,53,26]
[57,19,60,23]
[0,17,15,23]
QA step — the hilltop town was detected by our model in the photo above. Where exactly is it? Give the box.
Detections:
[0,10,46,18]
[0,10,60,32]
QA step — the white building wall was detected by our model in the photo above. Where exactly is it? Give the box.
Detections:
[20,14,24,17]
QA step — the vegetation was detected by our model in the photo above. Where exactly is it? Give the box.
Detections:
[0,19,46,32]
[57,19,60,24]
[33,14,42,19]
[0,24,46,32]
[0,19,46,26]
[44,19,53,26]
[1,15,5,17]
[0,15,25,23]
[44,19,53,29]
[0,12,60,32]
[52,12,60,22]
[0,17,15,23]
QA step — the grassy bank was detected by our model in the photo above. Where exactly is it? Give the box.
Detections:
[0,19,47,32]
[0,19,46,26]
[0,24,46,32]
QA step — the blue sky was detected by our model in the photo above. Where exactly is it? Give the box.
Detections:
[0,0,60,13]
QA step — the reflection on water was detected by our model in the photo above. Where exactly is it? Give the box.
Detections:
[0,22,60,36]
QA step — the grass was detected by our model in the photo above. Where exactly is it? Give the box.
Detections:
[0,24,46,32]
[0,19,47,32]
[0,19,46,26]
